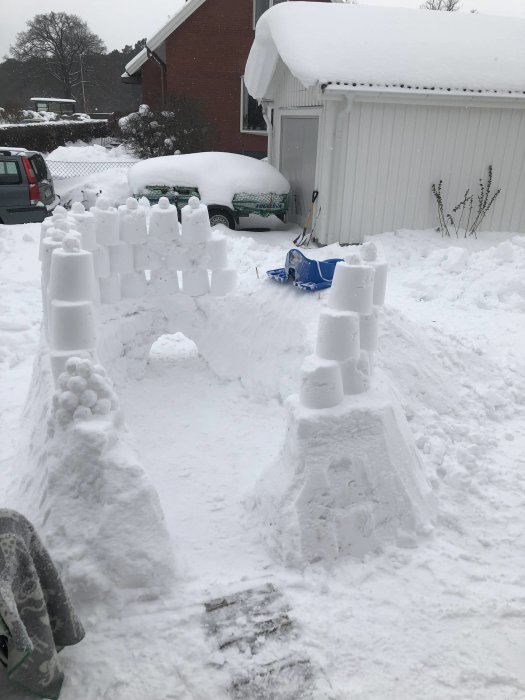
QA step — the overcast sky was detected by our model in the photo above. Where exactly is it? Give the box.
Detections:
[2,0,525,58]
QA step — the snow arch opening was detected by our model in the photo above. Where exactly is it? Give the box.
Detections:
[148,332,199,367]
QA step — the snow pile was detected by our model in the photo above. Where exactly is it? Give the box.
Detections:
[128,152,290,209]
[47,143,137,210]
[47,142,135,162]
[22,110,59,122]
[12,338,174,611]
[245,2,525,99]
[255,243,437,565]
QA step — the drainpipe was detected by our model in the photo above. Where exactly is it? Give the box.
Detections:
[318,92,354,245]
[261,101,274,162]
[146,46,167,108]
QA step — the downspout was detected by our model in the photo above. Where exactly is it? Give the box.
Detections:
[261,100,274,162]
[335,93,354,134]
[146,46,167,108]
[319,89,354,244]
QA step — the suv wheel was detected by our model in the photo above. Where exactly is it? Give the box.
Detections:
[208,208,235,229]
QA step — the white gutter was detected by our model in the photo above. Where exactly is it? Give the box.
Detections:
[323,83,525,102]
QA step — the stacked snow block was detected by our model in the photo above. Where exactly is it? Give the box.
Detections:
[299,242,387,409]
[46,233,98,384]
[179,196,237,296]
[40,207,95,340]
[87,195,237,303]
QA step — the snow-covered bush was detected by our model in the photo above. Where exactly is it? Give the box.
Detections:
[21,109,59,122]
[0,104,24,124]
[117,99,209,159]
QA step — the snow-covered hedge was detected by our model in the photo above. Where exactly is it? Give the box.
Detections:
[0,120,109,152]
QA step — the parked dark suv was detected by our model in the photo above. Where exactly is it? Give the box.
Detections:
[0,148,56,224]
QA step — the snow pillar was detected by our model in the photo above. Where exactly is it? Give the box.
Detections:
[47,235,98,384]
[256,247,436,565]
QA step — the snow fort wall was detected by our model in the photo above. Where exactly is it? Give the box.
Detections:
[15,195,242,610]
[254,244,437,565]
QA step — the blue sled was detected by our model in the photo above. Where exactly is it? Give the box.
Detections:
[267,249,344,292]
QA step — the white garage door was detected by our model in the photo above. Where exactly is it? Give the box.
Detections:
[279,115,319,223]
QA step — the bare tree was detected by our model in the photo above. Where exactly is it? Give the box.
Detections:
[420,0,461,10]
[11,12,105,99]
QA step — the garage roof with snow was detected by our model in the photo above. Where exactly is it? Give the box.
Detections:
[245,2,525,100]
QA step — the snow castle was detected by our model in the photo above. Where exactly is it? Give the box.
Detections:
[16,199,437,609]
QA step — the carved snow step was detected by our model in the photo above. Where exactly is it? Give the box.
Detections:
[204,583,320,699]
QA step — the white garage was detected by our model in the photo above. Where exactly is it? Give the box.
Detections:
[245,2,525,244]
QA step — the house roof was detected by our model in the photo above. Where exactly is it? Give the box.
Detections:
[123,0,207,78]
[245,3,525,100]
[122,0,341,79]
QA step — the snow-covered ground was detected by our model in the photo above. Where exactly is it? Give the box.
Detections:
[1,156,524,697]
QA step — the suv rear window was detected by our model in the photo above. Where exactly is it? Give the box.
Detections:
[0,161,22,184]
[29,154,49,182]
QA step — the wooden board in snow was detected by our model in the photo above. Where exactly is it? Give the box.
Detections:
[203,583,320,699]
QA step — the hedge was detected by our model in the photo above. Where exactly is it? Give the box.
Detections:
[0,120,110,152]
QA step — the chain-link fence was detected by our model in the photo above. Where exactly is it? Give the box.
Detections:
[47,160,138,179]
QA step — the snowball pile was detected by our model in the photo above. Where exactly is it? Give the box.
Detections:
[52,357,118,427]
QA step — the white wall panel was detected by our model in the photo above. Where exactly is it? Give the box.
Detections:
[272,60,322,109]
[336,101,525,243]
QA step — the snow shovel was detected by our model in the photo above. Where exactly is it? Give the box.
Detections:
[293,190,319,246]
[302,205,322,248]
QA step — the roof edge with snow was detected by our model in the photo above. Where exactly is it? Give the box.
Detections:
[245,3,525,100]
[123,0,207,77]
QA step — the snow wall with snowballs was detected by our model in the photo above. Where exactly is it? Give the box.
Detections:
[15,195,240,612]
[13,195,437,611]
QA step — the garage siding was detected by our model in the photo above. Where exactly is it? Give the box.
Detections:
[271,60,323,109]
[334,101,525,243]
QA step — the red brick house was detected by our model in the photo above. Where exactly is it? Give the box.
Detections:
[122,0,335,158]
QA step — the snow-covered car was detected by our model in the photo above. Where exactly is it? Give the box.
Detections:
[128,152,290,229]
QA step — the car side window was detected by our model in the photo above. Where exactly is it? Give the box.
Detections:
[0,161,22,185]
[30,155,49,182]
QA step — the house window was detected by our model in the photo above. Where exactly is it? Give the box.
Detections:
[253,0,287,28]
[240,77,267,133]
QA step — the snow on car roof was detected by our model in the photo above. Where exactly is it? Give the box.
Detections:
[245,3,525,100]
[128,152,290,209]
